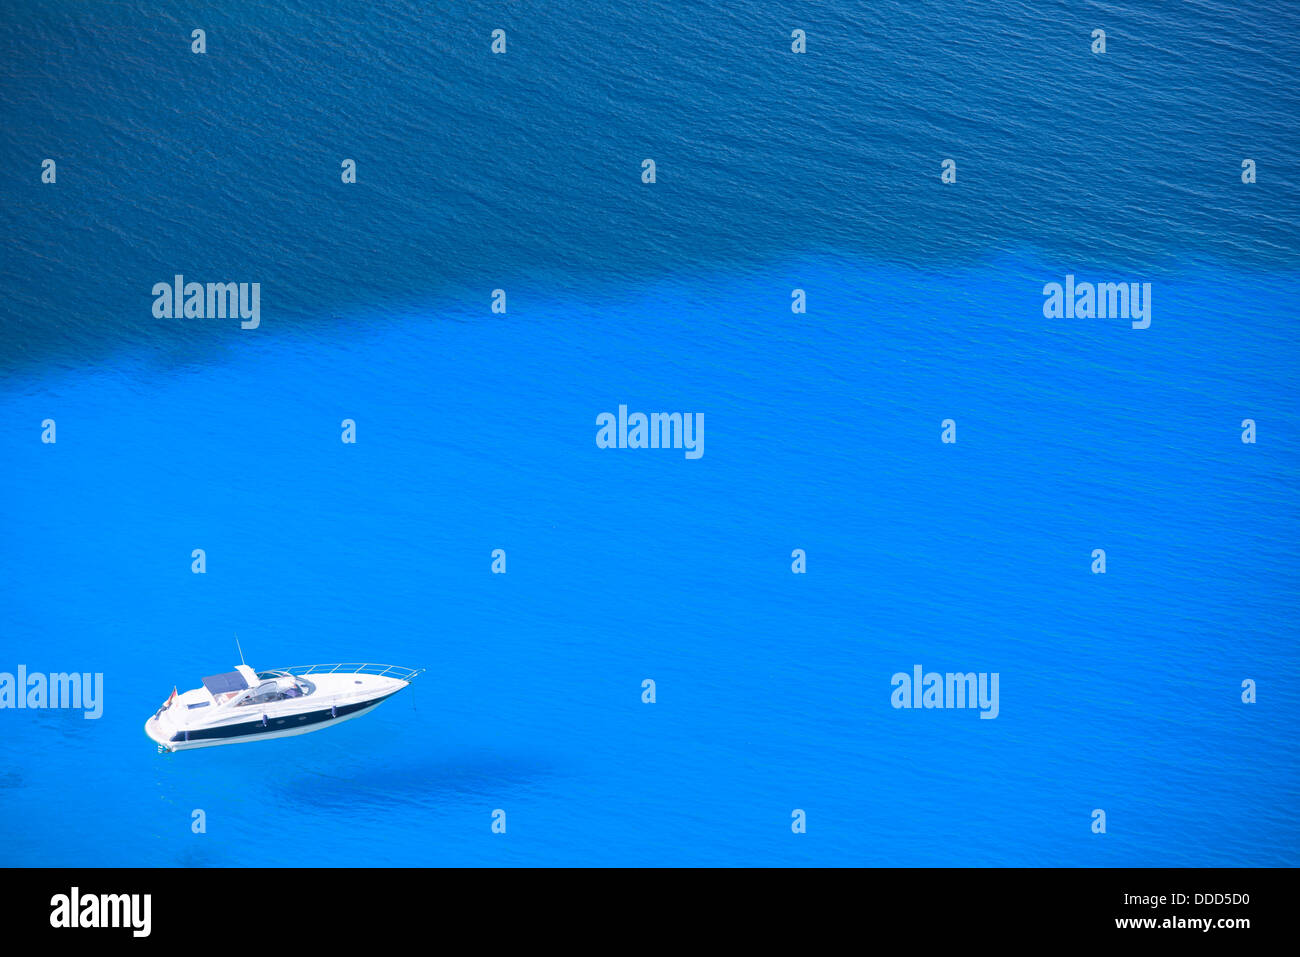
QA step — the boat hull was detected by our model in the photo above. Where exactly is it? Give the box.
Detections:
[146,692,396,752]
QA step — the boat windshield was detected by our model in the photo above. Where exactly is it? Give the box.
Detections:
[239,673,314,704]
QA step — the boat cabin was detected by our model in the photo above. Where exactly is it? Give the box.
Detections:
[199,666,315,707]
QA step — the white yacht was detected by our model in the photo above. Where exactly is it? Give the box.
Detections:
[145,663,423,752]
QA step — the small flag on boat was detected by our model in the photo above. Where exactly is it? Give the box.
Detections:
[165,686,177,707]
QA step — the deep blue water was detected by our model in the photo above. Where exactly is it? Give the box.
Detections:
[1,1,1297,866]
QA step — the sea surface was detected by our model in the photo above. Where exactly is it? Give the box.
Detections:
[0,0,1297,866]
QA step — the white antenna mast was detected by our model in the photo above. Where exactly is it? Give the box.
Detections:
[235,632,246,666]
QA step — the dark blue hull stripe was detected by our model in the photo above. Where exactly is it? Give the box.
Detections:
[171,693,395,742]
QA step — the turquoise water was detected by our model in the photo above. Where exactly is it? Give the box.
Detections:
[1,1,1297,865]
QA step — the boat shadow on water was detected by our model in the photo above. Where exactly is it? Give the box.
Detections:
[272,751,560,811]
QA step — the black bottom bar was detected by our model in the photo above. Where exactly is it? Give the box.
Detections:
[11,867,1278,942]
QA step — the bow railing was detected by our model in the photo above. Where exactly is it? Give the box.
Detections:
[261,663,424,682]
